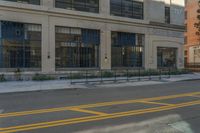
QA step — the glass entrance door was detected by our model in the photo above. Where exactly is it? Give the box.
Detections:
[157,47,177,68]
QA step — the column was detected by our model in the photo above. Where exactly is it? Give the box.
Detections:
[144,34,151,69]
[42,0,54,8]
[100,26,111,70]
[41,16,55,73]
[99,0,110,16]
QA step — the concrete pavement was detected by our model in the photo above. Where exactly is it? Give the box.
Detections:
[0,73,200,94]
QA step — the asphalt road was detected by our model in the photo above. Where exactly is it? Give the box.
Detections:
[0,80,200,133]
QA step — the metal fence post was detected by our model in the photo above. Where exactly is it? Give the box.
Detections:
[126,69,129,82]
[85,70,88,84]
[114,70,117,82]
[138,69,141,81]
[159,69,162,80]
[149,69,152,80]
[100,70,103,83]
[70,72,72,84]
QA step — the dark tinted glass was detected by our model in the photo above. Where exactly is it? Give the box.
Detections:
[55,0,99,13]
[3,0,40,5]
[111,0,143,20]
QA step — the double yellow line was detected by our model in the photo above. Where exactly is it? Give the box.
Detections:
[0,91,200,118]
[0,92,200,133]
[1,100,200,133]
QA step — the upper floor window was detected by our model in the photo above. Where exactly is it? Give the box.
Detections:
[165,7,170,24]
[110,0,144,20]
[3,0,40,5]
[185,11,187,20]
[55,0,99,13]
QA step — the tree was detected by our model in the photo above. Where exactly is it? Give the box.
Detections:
[194,0,200,43]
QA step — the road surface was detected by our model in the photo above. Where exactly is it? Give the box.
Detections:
[0,80,200,133]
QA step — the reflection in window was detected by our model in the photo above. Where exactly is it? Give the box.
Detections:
[55,0,99,13]
[157,47,177,68]
[0,21,41,70]
[3,0,40,5]
[55,26,100,69]
[111,32,144,67]
[110,0,143,19]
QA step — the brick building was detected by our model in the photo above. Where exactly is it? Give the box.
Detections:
[185,0,200,63]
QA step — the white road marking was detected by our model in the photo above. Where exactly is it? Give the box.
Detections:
[169,121,194,133]
[75,114,184,133]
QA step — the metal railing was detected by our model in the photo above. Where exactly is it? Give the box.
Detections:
[185,63,200,72]
[69,68,173,84]
[0,68,191,82]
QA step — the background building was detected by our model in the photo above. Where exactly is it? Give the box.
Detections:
[0,0,185,74]
[185,0,200,64]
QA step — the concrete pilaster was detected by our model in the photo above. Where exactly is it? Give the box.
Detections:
[100,27,111,70]
[42,0,54,8]
[41,16,55,73]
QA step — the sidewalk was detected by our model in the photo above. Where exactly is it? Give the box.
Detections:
[0,73,200,94]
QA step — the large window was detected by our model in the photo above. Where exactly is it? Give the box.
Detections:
[55,0,99,13]
[0,21,41,70]
[157,47,177,68]
[3,0,40,5]
[111,32,144,67]
[110,0,143,20]
[55,26,100,69]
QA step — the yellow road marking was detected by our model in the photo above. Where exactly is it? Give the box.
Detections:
[138,101,175,106]
[0,100,200,133]
[188,95,200,98]
[0,91,200,118]
[69,108,108,116]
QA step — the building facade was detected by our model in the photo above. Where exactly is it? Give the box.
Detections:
[0,0,185,73]
[185,0,200,64]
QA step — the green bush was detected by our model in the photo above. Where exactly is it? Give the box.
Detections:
[14,68,22,81]
[32,74,55,81]
[69,73,86,79]
[0,74,6,82]
[169,69,192,75]
[102,71,114,78]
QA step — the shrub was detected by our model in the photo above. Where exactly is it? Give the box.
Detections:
[32,74,55,81]
[102,71,114,78]
[70,73,85,79]
[169,69,189,75]
[14,68,22,81]
[0,74,6,82]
